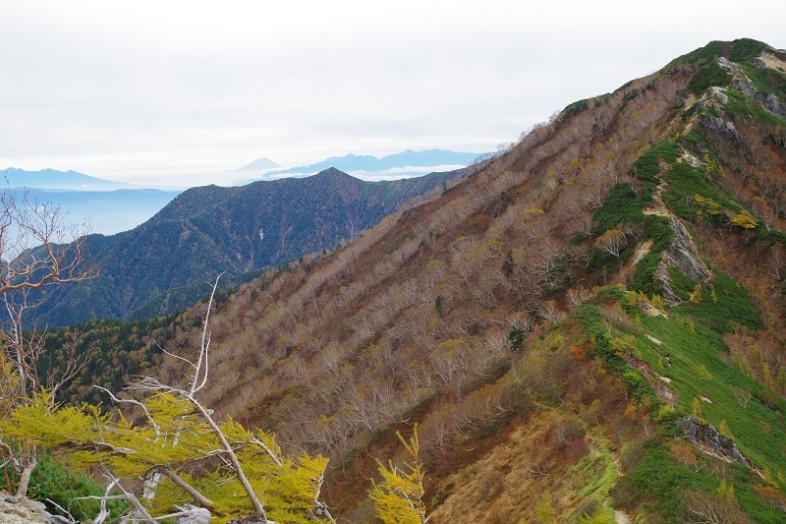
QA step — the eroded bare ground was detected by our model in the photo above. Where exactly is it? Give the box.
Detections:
[615,510,632,524]
[642,180,670,217]
[759,52,786,72]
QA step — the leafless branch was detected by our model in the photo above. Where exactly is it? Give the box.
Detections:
[156,467,217,513]
[190,273,224,396]
[94,385,160,436]
[250,436,283,467]
[130,375,269,522]
[45,498,77,524]
[157,342,197,371]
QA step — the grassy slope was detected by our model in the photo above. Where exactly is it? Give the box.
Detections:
[431,77,786,520]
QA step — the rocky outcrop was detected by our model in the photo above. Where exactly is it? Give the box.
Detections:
[656,216,711,305]
[700,116,742,144]
[664,216,711,283]
[176,505,212,524]
[761,92,786,120]
[656,263,680,304]
[731,75,786,120]
[706,86,729,105]
[693,84,740,144]
[678,416,755,469]
[718,56,741,75]
[719,56,786,121]
[0,494,48,524]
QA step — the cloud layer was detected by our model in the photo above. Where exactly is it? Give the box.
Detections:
[1,1,784,186]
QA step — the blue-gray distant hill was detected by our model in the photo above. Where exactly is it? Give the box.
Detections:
[253,149,480,180]
[3,168,180,235]
[237,157,280,171]
[17,188,180,235]
[2,167,132,191]
[25,166,472,326]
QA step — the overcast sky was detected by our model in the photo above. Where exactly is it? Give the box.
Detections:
[1,1,784,188]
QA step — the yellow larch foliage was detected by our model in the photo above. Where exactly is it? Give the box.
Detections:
[1,391,330,524]
[369,425,429,524]
[731,213,758,229]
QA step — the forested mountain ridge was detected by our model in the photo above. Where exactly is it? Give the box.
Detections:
[25,38,786,522]
[22,166,470,326]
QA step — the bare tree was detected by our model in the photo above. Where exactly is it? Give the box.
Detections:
[1,274,339,523]
[0,191,90,294]
[594,228,628,258]
[684,489,754,523]
[0,189,92,498]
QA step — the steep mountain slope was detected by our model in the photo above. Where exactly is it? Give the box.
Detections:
[42,38,786,522]
[118,39,786,522]
[25,167,469,326]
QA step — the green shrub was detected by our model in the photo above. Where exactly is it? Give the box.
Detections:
[508,325,525,351]
[741,64,786,97]
[629,141,680,183]
[729,38,768,63]
[587,173,673,296]
[661,161,743,224]
[676,271,762,332]
[622,89,639,103]
[3,454,129,521]
[612,443,785,522]
[667,268,695,301]
[689,61,732,94]
[753,388,782,412]
[561,99,589,122]
[669,41,725,66]
[724,89,786,127]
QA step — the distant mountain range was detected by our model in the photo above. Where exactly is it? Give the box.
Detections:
[2,168,180,235]
[236,149,481,182]
[24,166,471,326]
[237,157,280,171]
[1,167,132,191]
[4,152,481,234]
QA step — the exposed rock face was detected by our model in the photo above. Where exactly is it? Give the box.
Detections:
[732,75,759,99]
[657,262,681,305]
[717,56,741,75]
[678,416,755,469]
[693,86,740,144]
[0,494,48,524]
[664,216,711,283]
[726,60,786,120]
[700,116,741,144]
[656,216,711,304]
[761,92,786,120]
[706,86,729,105]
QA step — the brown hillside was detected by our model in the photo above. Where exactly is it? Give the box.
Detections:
[149,40,786,522]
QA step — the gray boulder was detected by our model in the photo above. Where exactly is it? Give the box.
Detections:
[175,504,211,524]
[677,416,755,468]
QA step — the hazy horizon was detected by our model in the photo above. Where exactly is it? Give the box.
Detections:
[1,1,784,187]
